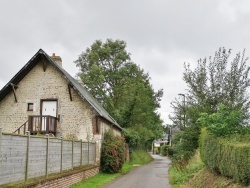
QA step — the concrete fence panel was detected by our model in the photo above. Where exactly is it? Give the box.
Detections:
[0,130,97,186]
[28,136,47,179]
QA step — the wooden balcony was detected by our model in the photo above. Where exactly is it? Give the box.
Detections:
[28,115,57,135]
[14,115,57,135]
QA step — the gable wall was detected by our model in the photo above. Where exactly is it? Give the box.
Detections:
[100,119,122,136]
[93,117,122,163]
[0,61,97,141]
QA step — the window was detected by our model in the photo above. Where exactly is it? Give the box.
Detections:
[27,103,34,111]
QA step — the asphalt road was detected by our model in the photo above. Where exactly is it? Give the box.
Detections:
[102,154,172,188]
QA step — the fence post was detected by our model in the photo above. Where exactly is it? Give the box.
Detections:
[88,141,90,164]
[60,136,63,172]
[95,141,97,164]
[25,131,30,182]
[46,134,49,177]
[72,139,74,169]
[80,140,82,166]
[0,128,2,158]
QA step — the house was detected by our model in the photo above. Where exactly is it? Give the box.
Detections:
[0,49,122,143]
[152,133,170,154]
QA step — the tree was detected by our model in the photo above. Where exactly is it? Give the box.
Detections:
[197,104,245,137]
[170,48,250,161]
[75,39,163,149]
[184,48,250,119]
[171,48,250,129]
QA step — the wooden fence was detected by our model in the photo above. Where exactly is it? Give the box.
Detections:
[0,128,97,186]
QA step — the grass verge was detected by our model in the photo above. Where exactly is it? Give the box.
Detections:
[181,167,249,188]
[169,149,249,188]
[169,150,205,188]
[71,150,153,188]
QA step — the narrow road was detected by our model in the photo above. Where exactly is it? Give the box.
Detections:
[102,155,172,188]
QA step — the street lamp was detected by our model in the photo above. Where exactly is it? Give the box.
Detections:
[178,93,186,128]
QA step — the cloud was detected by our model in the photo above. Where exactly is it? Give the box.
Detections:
[1,0,250,125]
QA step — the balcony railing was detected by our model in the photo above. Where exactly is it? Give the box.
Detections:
[14,115,57,135]
[14,120,28,135]
[28,115,57,135]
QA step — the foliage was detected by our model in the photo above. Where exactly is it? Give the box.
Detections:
[197,104,246,137]
[75,39,164,149]
[160,145,168,156]
[70,173,119,188]
[183,48,250,118]
[100,131,125,173]
[171,124,200,164]
[169,150,205,188]
[181,167,248,188]
[200,128,250,185]
[64,133,78,141]
[160,145,173,156]
[169,48,250,165]
[122,128,140,149]
[129,150,153,164]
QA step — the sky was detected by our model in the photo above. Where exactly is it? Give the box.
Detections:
[1,0,250,125]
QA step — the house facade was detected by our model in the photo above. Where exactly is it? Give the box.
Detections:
[0,49,122,143]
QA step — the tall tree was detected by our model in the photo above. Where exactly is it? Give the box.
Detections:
[171,48,250,129]
[75,39,163,148]
[184,48,250,121]
[169,48,250,160]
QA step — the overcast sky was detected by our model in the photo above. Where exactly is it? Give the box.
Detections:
[1,0,250,125]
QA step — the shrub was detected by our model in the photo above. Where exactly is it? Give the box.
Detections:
[160,145,173,156]
[160,145,168,156]
[100,131,125,173]
[200,128,250,185]
[169,150,204,187]
[171,125,200,163]
[122,128,140,149]
[197,104,246,137]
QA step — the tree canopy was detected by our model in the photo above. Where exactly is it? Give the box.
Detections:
[170,48,250,161]
[171,48,250,129]
[75,39,163,149]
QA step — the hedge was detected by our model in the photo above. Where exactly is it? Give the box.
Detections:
[200,128,250,185]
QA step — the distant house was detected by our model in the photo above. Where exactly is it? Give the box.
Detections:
[0,49,122,143]
[152,133,170,154]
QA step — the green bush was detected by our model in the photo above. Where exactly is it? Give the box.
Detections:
[198,104,246,137]
[122,128,140,149]
[160,145,173,156]
[160,145,168,156]
[100,131,125,173]
[200,128,250,185]
[171,125,200,163]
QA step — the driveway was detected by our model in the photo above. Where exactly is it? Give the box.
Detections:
[102,154,172,188]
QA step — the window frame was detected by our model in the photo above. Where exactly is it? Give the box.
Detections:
[27,103,34,111]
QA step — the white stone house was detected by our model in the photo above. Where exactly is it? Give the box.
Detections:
[0,49,122,143]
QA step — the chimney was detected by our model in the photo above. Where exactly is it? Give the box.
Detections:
[50,53,62,67]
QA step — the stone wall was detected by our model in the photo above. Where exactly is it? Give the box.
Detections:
[0,58,123,166]
[0,61,97,141]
